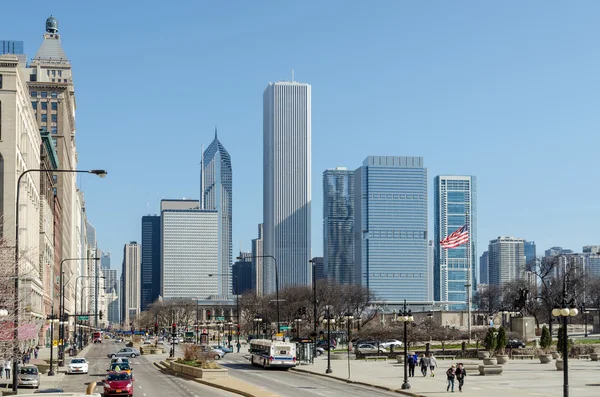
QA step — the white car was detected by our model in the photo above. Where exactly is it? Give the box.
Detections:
[380,339,403,349]
[67,358,89,374]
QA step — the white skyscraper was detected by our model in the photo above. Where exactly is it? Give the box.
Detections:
[263,81,312,294]
[122,242,141,326]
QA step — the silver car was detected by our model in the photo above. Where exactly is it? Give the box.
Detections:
[107,347,140,358]
[18,365,40,388]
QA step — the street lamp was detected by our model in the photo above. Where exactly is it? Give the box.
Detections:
[253,316,262,338]
[294,317,302,339]
[398,300,414,390]
[241,255,280,334]
[209,273,240,347]
[323,306,334,374]
[46,315,59,376]
[580,303,588,338]
[309,259,318,361]
[343,312,354,379]
[226,321,233,348]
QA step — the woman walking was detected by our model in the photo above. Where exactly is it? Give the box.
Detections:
[429,353,438,377]
[455,363,466,392]
[446,364,456,392]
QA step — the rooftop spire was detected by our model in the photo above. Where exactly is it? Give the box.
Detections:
[215,125,218,139]
[46,15,58,34]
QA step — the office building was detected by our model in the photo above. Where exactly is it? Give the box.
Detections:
[122,242,141,326]
[233,254,253,295]
[141,215,161,310]
[201,131,233,297]
[101,252,111,270]
[311,257,325,281]
[479,251,489,284]
[263,81,312,294]
[524,241,536,265]
[161,203,219,300]
[251,224,264,295]
[0,40,26,66]
[545,247,573,257]
[104,268,118,294]
[433,175,477,310]
[427,240,434,302]
[583,245,600,254]
[488,237,525,286]
[323,167,354,284]
[354,156,428,303]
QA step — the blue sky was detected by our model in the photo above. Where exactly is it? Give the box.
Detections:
[3,1,600,272]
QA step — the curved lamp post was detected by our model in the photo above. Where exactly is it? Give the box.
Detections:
[343,312,353,379]
[323,305,334,374]
[398,300,414,390]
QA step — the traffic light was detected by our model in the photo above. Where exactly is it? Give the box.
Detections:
[172,323,177,336]
[99,310,104,320]
[154,323,159,334]
[237,324,240,336]
[207,310,211,321]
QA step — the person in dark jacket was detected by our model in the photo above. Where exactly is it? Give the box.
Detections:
[419,354,429,376]
[446,364,456,392]
[407,354,416,377]
[455,363,466,392]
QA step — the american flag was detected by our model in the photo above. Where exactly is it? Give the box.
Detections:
[440,225,469,248]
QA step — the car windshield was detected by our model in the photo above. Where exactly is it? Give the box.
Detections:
[107,373,130,381]
[71,359,86,364]
[20,367,38,375]
[110,363,130,370]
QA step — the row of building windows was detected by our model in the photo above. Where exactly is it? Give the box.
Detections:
[31,101,58,111]
[40,114,58,122]
[367,272,425,278]
[46,69,63,77]
[31,91,58,98]
[369,193,425,200]
[367,230,426,239]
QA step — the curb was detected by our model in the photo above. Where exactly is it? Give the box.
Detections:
[291,367,426,397]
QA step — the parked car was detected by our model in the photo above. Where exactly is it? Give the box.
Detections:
[213,345,233,354]
[104,371,134,397]
[18,365,40,388]
[107,347,140,358]
[67,358,89,374]
[356,344,387,355]
[316,339,337,350]
[380,339,403,349]
[115,338,123,343]
[506,339,526,349]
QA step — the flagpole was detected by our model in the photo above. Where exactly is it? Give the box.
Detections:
[466,211,472,344]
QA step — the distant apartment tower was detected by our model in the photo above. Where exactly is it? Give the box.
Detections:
[141,216,161,310]
[233,253,253,295]
[545,247,573,257]
[311,257,326,280]
[354,156,428,303]
[251,224,264,295]
[583,245,600,254]
[161,199,219,299]
[479,251,489,284]
[427,241,434,302]
[263,81,312,294]
[201,131,232,297]
[101,252,111,270]
[488,237,525,286]
[323,167,354,284]
[434,175,477,309]
[104,269,118,294]
[122,242,141,326]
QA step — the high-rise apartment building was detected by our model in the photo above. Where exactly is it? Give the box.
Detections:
[434,175,477,310]
[427,240,434,302]
[263,81,312,294]
[354,156,428,303]
[479,251,489,284]
[524,241,536,265]
[311,257,326,280]
[583,245,600,254]
[233,253,253,295]
[201,131,232,297]
[161,200,219,300]
[141,215,161,310]
[122,242,141,326]
[323,167,354,284]
[545,247,573,257]
[488,237,525,286]
[251,224,264,295]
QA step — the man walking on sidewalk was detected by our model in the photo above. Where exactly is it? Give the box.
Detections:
[455,363,466,392]
[429,353,438,377]
[4,359,11,378]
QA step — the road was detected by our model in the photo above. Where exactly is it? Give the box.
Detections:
[34,341,236,397]
[219,353,402,397]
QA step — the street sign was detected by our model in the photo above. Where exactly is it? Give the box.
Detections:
[276,333,284,337]
[78,316,89,321]
[216,316,225,321]
[280,326,291,330]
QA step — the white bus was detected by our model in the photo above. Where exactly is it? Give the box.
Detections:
[249,339,297,369]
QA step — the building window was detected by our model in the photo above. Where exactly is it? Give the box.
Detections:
[0,74,2,89]
[41,114,47,122]
[51,79,55,82]
[41,92,47,98]
[31,102,37,110]
[58,70,62,77]
[52,70,56,77]
[51,114,57,123]
[41,102,47,110]
[51,127,57,134]
[51,92,57,98]
[51,102,57,110]
[31,91,37,97]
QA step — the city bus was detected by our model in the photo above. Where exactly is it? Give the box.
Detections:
[249,339,297,369]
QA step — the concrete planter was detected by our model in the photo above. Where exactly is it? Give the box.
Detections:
[396,356,404,364]
[36,363,50,374]
[555,359,571,371]
[462,363,480,372]
[478,351,490,360]
[539,354,553,364]
[483,357,497,366]
[591,353,600,362]
[170,361,228,380]
[478,365,503,375]
[551,352,560,360]
[496,354,509,365]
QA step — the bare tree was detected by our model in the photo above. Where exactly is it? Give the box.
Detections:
[473,284,502,314]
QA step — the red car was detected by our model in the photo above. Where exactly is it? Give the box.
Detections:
[104,372,134,396]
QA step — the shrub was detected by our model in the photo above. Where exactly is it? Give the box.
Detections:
[496,326,507,355]
[539,326,552,352]
[483,328,497,355]
[556,327,574,358]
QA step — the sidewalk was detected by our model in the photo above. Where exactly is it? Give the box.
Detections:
[292,354,600,397]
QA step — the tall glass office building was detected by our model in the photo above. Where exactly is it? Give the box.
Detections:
[354,156,428,303]
[141,215,161,311]
[323,167,354,284]
[434,175,477,310]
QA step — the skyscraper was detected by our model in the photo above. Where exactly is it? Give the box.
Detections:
[354,156,428,303]
[524,241,536,265]
[201,131,232,297]
[0,40,26,66]
[122,242,141,326]
[323,167,354,284]
[488,237,525,286]
[434,175,477,310]
[232,254,253,295]
[141,216,161,310]
[263,81,312,293]
[251,224,264,295]
[479,251,489,284]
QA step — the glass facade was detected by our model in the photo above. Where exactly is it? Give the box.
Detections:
[355,156,428,303]
[434,176,477,310]
[323,168,354,284]
[0,40,24,54]
[141,216,161,311]
[488,237,525,285]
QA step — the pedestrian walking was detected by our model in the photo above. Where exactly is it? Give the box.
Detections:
[429,353,438,377]
[5,359,11,378]
[34,347,39,360]
[455,363,466,392]
[446,364,456,392]
[407,353,416,377]
[419,354,429,376]
[0,359,4,378]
